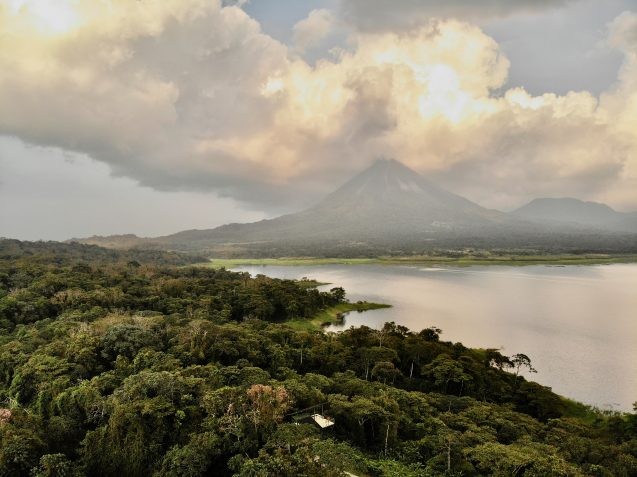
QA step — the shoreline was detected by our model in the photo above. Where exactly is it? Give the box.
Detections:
[285,301,391,332]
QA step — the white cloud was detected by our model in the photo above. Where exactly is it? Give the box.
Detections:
[251,19,637,209]
[608,10,637,51]
[293,9,335,53]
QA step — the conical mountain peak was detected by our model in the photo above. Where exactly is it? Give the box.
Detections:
[315,159,455,207]
[324,159,424,199]
[369,157,406,169]
[365,158,419,177]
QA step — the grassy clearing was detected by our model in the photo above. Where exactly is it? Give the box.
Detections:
[202,253,637,269]
[205,257,379,268]
[285,302,391,332]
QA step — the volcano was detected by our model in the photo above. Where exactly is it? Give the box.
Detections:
[146,159,510,248]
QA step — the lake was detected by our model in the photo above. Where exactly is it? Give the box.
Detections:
[234,263,637,411]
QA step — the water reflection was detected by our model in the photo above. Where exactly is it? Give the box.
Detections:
[235,264,637,411]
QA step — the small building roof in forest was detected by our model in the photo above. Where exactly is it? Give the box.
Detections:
[311,413,334,428]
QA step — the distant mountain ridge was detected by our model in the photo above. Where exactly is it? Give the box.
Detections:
[513,197,637,233]
[70,159,637,254]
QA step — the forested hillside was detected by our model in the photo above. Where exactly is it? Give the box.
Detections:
[0,239,206,267]
[0,241,636,476]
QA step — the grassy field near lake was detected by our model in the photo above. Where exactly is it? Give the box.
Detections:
[203,253,637,269]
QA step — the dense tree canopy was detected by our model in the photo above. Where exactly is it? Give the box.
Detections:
[0,240,636,476]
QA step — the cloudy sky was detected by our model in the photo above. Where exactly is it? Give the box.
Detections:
[1,0,636,240]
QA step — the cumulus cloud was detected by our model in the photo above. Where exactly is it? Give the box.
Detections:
[337,0,577,32]
[293,9,335,53]
[0,0,298,203]
[0,0,636,211]
[597,11,637,209]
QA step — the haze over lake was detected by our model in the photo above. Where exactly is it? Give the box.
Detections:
[236,263,637,411]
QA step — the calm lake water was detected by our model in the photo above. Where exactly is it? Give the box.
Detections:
[235,263,637,411]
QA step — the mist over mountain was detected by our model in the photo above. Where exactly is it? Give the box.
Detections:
[72,160,637,255]
[513,198,637,233]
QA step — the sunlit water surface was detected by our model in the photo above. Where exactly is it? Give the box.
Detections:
[235,263,637,411]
